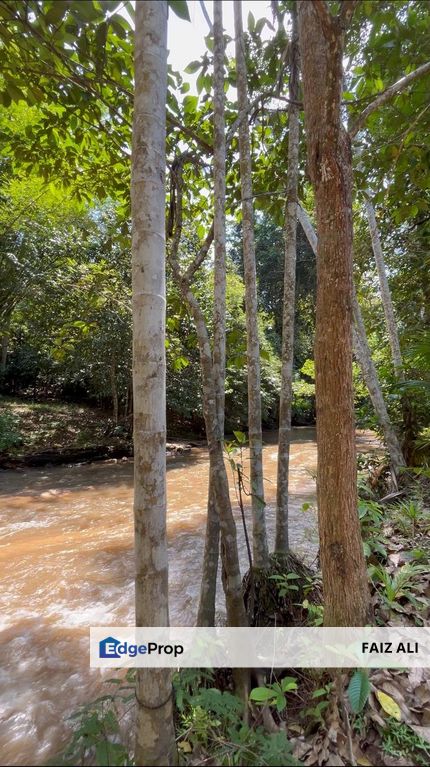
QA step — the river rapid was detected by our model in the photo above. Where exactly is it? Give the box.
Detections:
[0,428,378,765]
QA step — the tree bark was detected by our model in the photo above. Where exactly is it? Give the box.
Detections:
[275,4,300,554]
[234,0,268,569]
[197,0,225,627]
[131,3,176,764]
[297,1,370,626]
[297,204,406,478]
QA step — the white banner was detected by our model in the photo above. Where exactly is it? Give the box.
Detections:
[90,627,430,668]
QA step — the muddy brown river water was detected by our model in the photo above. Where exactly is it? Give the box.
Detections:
[0,428,379,765]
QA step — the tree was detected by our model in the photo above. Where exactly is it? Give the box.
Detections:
[275,4,300,554]
[297,0,370,626]
[297,204,406,479]
[131,2,176,764]
[234,0,268,569]
[197,0,225,627]
[364,197,404,380]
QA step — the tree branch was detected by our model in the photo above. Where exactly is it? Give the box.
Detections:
[185,223,214,281]
[199,0,213,32]
[349,60,430,138]
[312,0,334,40]
[338,0,359,30]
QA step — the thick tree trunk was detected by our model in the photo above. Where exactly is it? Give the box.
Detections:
[298,205,406,477]
[234,0,268,569]
[275,5,300,554]
[131,3,176,764]
[197,0,225,627]
[297,1,370,626]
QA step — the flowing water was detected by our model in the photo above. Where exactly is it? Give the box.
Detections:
[0,428,378,765]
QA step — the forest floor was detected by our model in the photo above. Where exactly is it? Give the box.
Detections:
[0,397,192,467]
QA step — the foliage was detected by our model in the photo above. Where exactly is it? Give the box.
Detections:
[249,677,298,713]
[369,562,428,614]
[348,670,370,714]
[381,720,430,766]
[358,499,388,561]
[174,669,298,766]
[50,673,135,767]
[0,408,22,451]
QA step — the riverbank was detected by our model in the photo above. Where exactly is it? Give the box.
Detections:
[0,398,193,468]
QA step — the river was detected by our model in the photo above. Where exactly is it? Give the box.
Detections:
[0,428,378,765]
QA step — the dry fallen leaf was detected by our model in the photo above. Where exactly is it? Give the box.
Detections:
[376,690,402,721]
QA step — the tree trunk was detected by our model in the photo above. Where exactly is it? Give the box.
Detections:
[352,290,406,476]
[179,282,248,628]
[234,0,268,569]
[298,204,406,478]
[364,196,417,463]
[197,0,225,627]
[297,1,370,626]
[364,197,404,379]
[1,334,8,374]
[131,3,176,764]
[275,5,300,554]
[110,360,119,425]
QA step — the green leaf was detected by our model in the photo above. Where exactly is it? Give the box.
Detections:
[185,60,201,74]
[169,0,190,21]
[233,430,247,444]
[281,676,297,692]
[249,686,275,703]
[348,670,370,714]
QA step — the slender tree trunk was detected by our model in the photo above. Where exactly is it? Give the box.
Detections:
[110,360,119,425]
[365,196,417,461]
[275,5,300,554]
[1,334,8,374]
[197,0,226,627]
[177,280,248,628]
[298,204,406,477]
[352,291,406,476]
[297,1,370,626]
[131,3,176,764]
[234,0,268,569]
[364,197,404,378]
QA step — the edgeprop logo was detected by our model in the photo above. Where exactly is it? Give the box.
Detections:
[99,636,184,659]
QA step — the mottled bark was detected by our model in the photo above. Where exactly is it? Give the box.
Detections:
[234,0,268,569]
[298,204,406,478]
[275,5,300,554]
[197,0,225,627]
[131,3,176,764]
[365,197,404,379]
[297,1,370,626]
